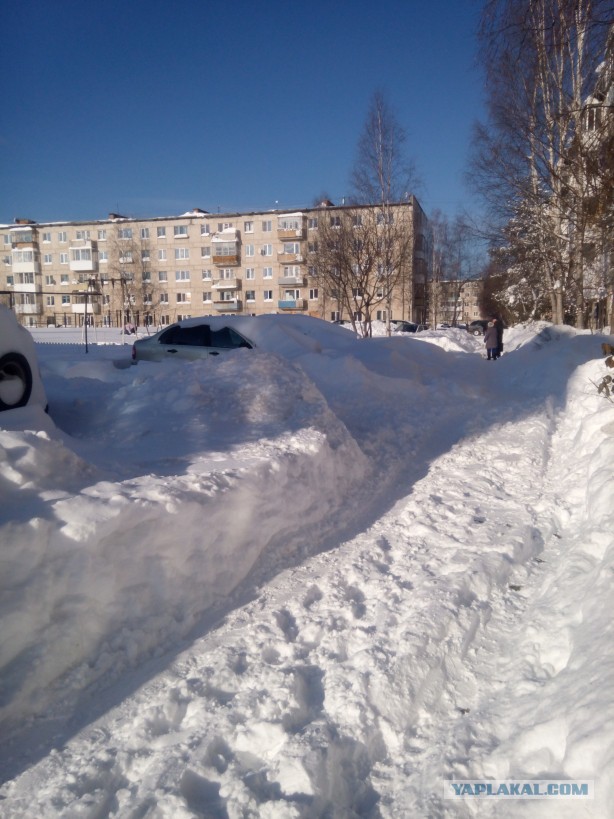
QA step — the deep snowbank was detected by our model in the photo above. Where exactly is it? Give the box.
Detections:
[1,320,613,817]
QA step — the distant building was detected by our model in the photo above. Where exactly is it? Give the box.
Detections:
[1,200,431,328]
[429,279,484,326]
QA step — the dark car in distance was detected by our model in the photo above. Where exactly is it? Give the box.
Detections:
[391,320,418,333]
[467,320,490,336]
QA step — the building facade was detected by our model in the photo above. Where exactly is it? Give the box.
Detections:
[1,199,431,329]
[429,279,484,326]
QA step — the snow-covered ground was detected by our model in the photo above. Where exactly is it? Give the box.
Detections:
[0,319,613,818]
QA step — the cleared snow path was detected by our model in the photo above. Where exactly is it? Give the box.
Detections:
[1,326,612,817]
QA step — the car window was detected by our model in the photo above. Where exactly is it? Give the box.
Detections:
[211,327,252,349]
[159,325,212,346]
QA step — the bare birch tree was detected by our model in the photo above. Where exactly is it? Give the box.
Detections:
[312,92,419,336]
[471,0,611,325]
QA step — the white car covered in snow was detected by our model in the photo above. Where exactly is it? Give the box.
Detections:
[0,305,47,412]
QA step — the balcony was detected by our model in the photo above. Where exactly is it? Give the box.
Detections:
[278,275,305,286]
[72,302,102,315]
[212,229,240,266]
[14,282,42,293]
[212,252,240,266]
[70,241,98,272]
[277,227,305,240]
[213,299,242,312]
[11,228,37,245]
[277,252,304,264]
[277,214,304,240]
[14,303,41,314]
[212,278,241,290]
[11,252,40,274]
[278,299,306,311]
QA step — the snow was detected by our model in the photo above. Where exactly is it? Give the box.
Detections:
[1,319,613,818]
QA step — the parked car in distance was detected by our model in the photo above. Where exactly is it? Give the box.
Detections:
[391,320,418,333]
[0,305,48,412]
[467,320,490,336]
[132,320,254,362]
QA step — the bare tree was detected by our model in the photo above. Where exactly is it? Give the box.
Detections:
[102,225,159,329]
[312,92,419,336]
[471,0,611,326]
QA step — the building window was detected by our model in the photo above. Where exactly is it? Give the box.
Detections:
[246,290,256,301]
[309,288,319,300]
[218,222,233,231]
[175,270,190,280]
[141,228,150,239]
[283,242,300,255]
[58,232,67,243]
[245,268,255,280]
[330,216,341,227]
[158,249,167,261]
[71,248,92,262]
[44,254,53,264]
[141,249,150,261]
[119,251,133,264]
[118,228,133,239]
[264,290,273,301]
[200,224,210,236]
[263,267,272,278]
[261,244,272,256]
[202,269,212,280]
[175,248,189,260]
[62,295,70,305]
[60,253,69,264]
[203,292,212,302]
[143,271,151,281]
[308,217,318,230]
[46,296,55,306]
[244,244,254,257]
[98,229,107,240]
[244,221,253,233]
[158,271,168,281]
[160,293,168,303]
[99,251,108,262]
[174,225,188,238]
[176,292,191,303]
[262,220,272,232]
[161,315,170,325]
[76,230,90,240]
[43,232,51,243]
[60,274,69,284]
[157,227,166,238]
[201,246,211,258]
[45,275,55,285]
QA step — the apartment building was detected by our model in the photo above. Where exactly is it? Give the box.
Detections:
[0,199,430,329]
[429,279,484,326]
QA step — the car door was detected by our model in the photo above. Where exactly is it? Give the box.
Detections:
[156,324,214,360]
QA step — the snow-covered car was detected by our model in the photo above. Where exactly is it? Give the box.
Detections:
[467,320,489,336]
[391,320,418,333]
[132,319,255,362]
[0,305,48,412]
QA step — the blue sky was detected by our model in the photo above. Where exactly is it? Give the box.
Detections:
[1,0,485,224]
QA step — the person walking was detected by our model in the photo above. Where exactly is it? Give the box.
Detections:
[484,321,498,360]
[493,316,504,359]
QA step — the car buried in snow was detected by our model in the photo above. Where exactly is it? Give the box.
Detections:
[131,318,255,363]
[0,305,48,413]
